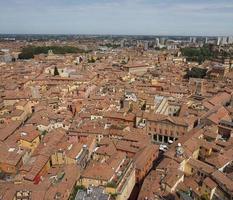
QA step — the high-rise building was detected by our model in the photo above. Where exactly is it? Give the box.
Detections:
[144,41,149,50]
[222,37,228,45]
[217,37,221,45]
[155,38,160,47]
[160,38,166,45]
[216,36,228,45]
[120,39,125,48]
[190,37,196,43]
[227,36,233,44]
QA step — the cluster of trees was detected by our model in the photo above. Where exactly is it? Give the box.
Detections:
[18,45,89,59]
[181,45,214,64]
[184,67,208,79]
[181,44,233,64]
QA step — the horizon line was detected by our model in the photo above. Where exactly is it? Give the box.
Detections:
[1,33,232,38]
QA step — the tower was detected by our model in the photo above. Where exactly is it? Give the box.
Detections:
[195,79,204,96]
[120,39,125,48]
[48,49,54,55]
[155,38,160,47]
[217,37,221,46]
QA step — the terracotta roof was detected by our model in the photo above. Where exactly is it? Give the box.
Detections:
[24,154,50,181]
[206,154,232,169]
[134,144,159,170]
[0,121,21,141]
[212,170,233,193]
[188,158,215,174]
[203,177,217,189]
[16,125,40,142]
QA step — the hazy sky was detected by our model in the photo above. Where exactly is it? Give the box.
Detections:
[0,0,233,36]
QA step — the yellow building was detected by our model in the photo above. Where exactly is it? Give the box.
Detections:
[10,101,33,122]
[201,177,217,200]
[199,141,212,159]
[19,136,40,153]
[184,158,215,177]
[51,142,88,168]
[17,126,41,153]
[80,155,135,200]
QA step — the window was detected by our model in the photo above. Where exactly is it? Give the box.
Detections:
[153,134,157,141]
[164,136,168,143]
[159,135,163,142]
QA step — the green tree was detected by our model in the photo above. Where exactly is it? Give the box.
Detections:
[181,45,213,64]
[106,181,117,188]
[18,45,91,60]
[184,67,207,79]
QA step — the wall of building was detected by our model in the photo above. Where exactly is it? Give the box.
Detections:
[201,184,216,200]
[51,152,65,165]
[80,177,107,188]
[0,160,22,174]
[148,120,187,143]
[116,167,135,200]
[20,137,40,153]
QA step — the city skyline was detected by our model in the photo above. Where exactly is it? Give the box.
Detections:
[0,0,233,36]
[0,2,233,199]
